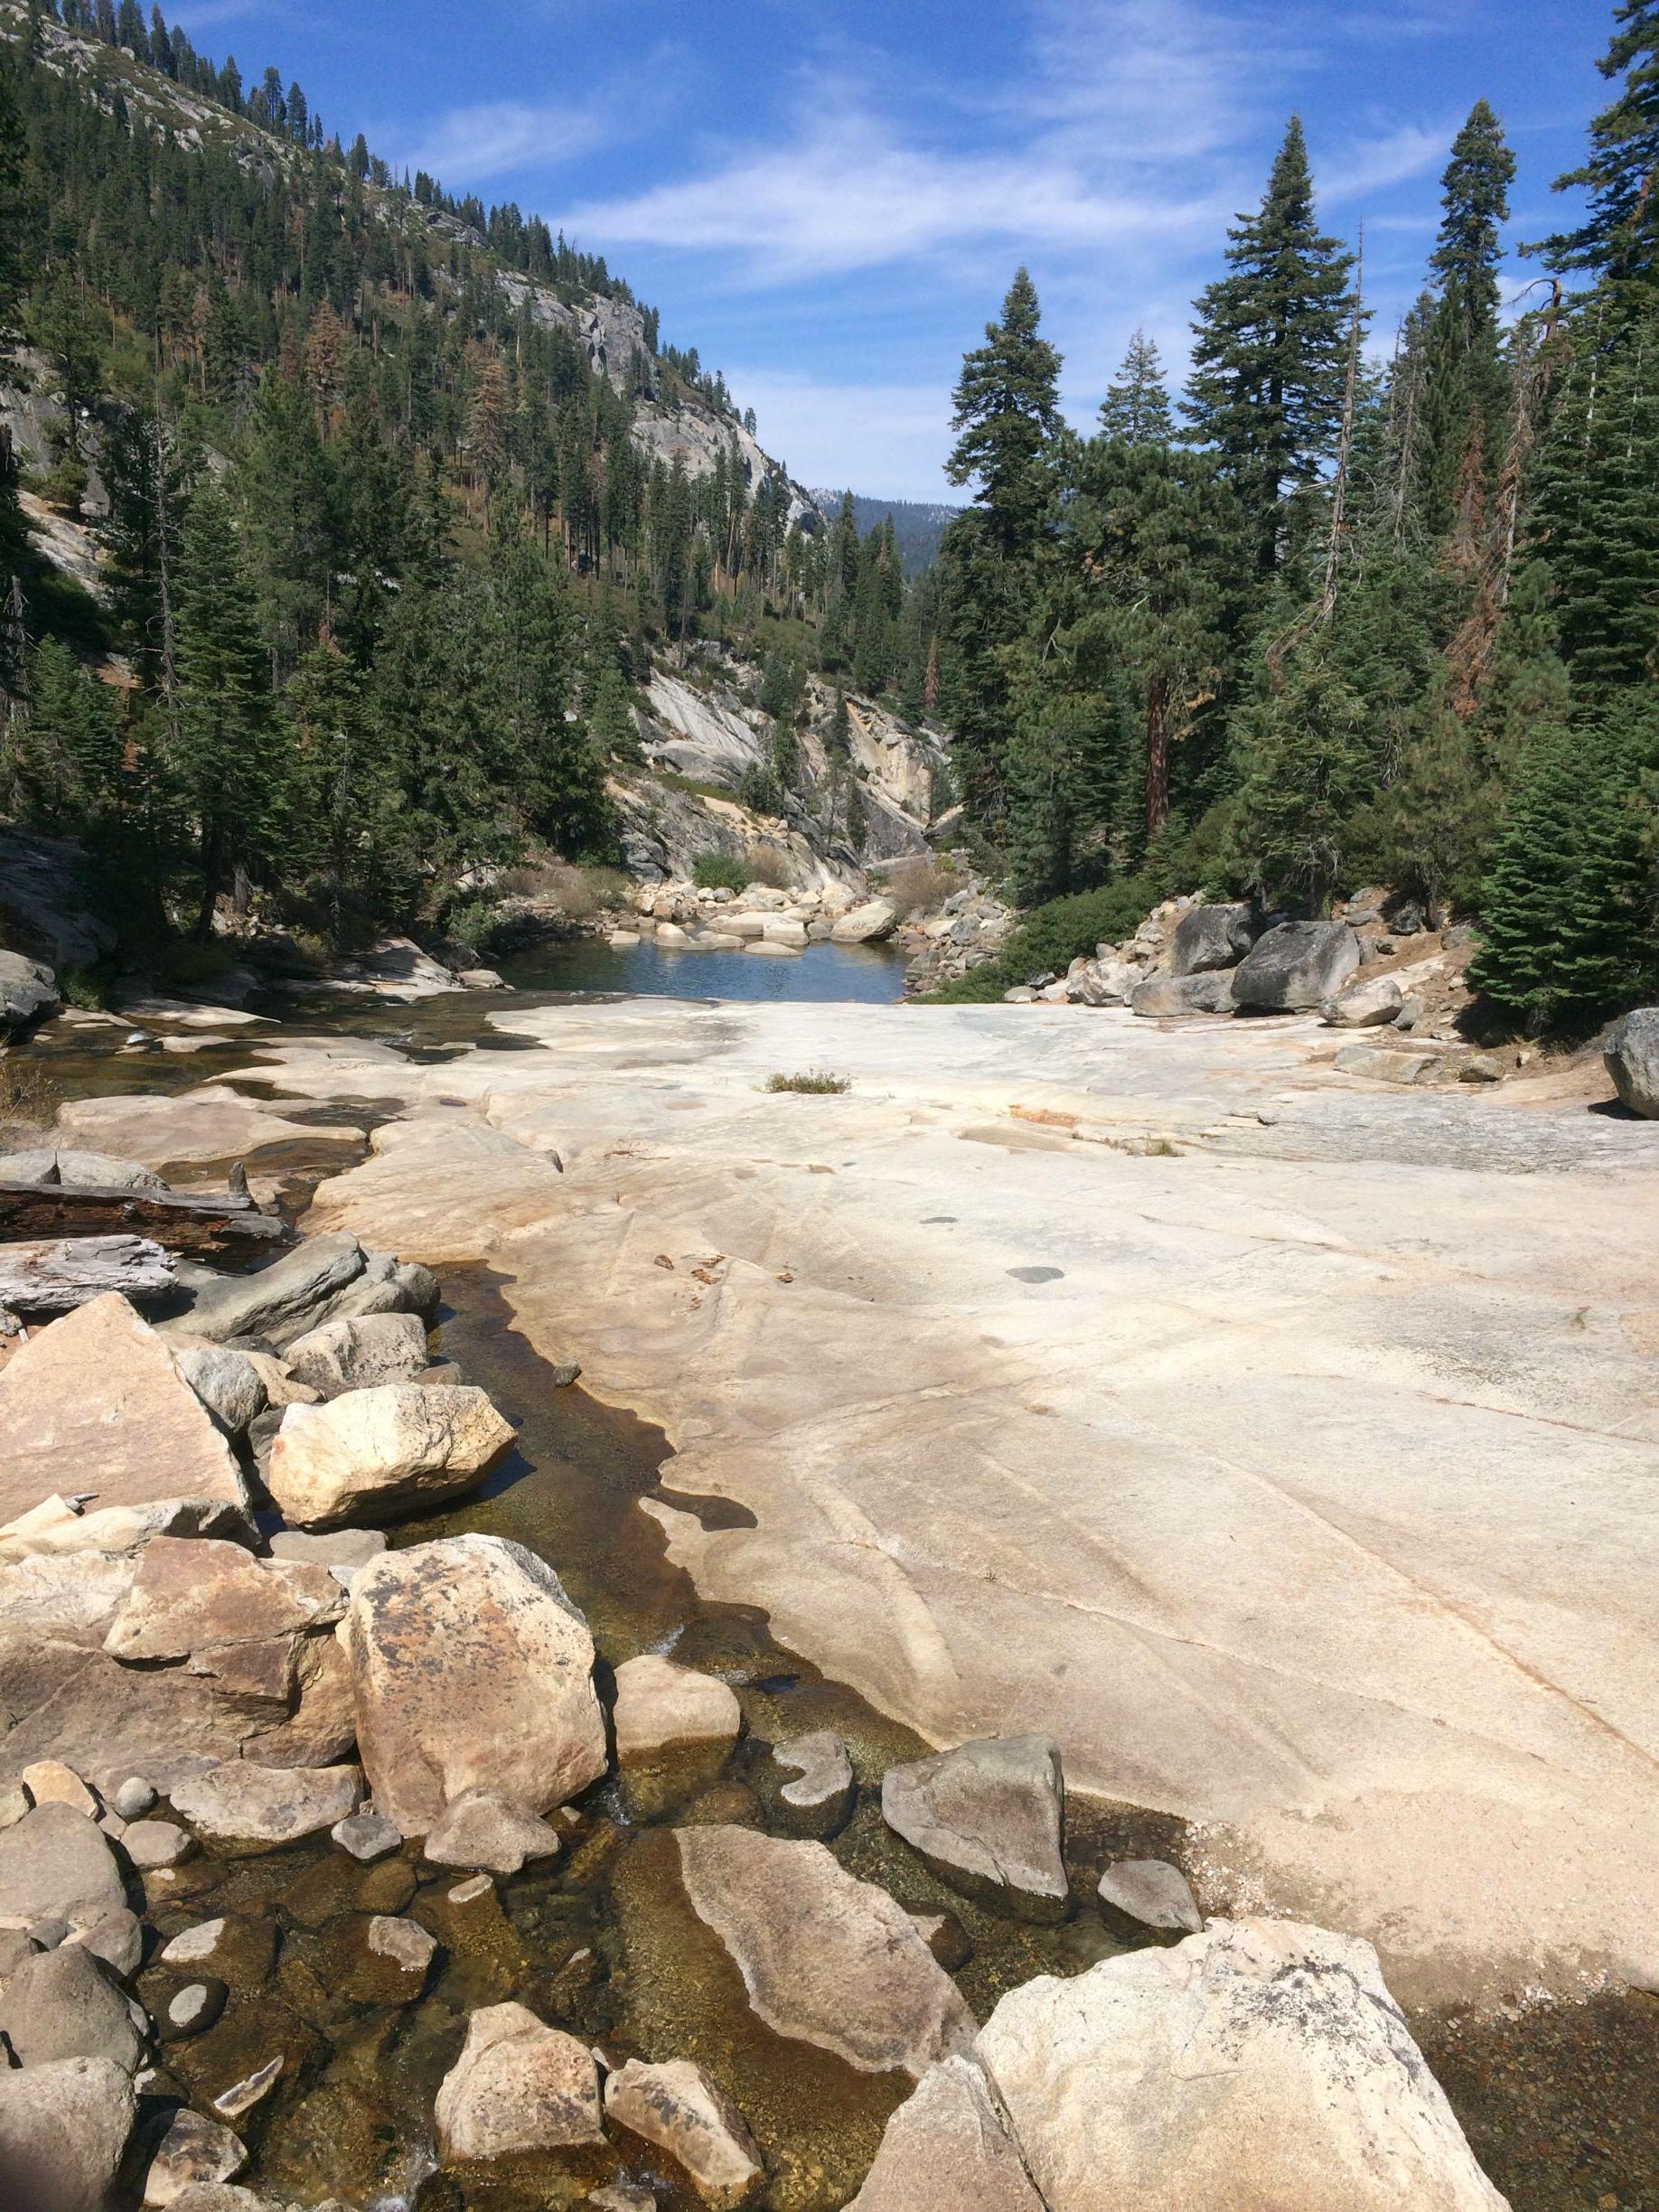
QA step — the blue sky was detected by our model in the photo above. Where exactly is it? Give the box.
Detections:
[168,0,1605,499]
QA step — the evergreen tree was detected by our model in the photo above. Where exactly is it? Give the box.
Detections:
[1099,331,1173,444]
[1539,0,1659,305]
[1184,117,1355,575]
[945,267,1062,557]
[1416,102,1515,539]
[1231,633,1370,911]
[2,636,120,823]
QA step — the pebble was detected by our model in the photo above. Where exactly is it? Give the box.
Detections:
[112,1776,158,1820]
[164,1978,228,2039]
[124,1819,196,1869]
[332,1812,402,1863]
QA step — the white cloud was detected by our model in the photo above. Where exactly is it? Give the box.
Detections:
[390,99,611,186]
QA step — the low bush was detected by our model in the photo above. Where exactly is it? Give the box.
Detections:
[764,1070,850,1094]
[741,846,793,890]
[880,855,955,918]
[917,874,1158,1003]
[692,852,749,893]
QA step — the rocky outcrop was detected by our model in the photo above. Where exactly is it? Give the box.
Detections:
[1605,1007,1659,1119]
[975,1919,1507,2212]
[674,1824,976,2077]
[434,2003,604,2161]
[266,1384,513,1528]
[344,1534,606,1833]
[0,1297,248,1525]
[1233,921,1360,1012]
[881,1736,1067,1921]
[848,2055,1044,2212]
[0,2054,136,2212]
[605,2057,764,2208]
[1129,971,1235,1020]
[1169,904,1258,978]
[612,1654,743,1760]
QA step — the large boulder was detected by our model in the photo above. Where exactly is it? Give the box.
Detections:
[0,2055,136,2212]
[848,2055,1045,2212]
[1169,904,1258,978]
[102,1537,340,1669]
[0,1297,248,1525]
[434,2002,604,2161]
[0,950,59,1033]
[1232,920,1360,1012]
[674,1825,975,2077]
[266,1384,514,1528]
[0,1804,126,1933]
[612,1654,743,1760]
[0,1943,145,2070]
[1605,1006,1659,1119]
[167,1762,362,1850]
[830,900,897,944]
[1129,971,1235,1020]
[881,1735,1067,1921]
[282,1313,431,1396]
[344,1534,606,1834]
[1322,975,1404,1028]
[164,1234,370,1347]
[1066,959,1138,1008]
[974,1918,1507,2212]
[604,2057,764,2208]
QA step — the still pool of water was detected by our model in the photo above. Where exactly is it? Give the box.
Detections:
[500,935,908,1005]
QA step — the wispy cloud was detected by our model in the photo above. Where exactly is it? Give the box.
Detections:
[389,98,611,185]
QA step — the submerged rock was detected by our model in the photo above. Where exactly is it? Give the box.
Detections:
[346,1534,606,1835]
[674,1824,975,2078]
[881,1735,1067,1921]
[0,2054,136,2212]
[975,1917,1508,2211]
[612,1654,743,1761]
[266,1384,514,1529]
[604,2057,764,2208]
[847,2054,1044,2212]
[434,2001,604,2161]
[770,1730,856,1838]
[1096,1857,1202,1933]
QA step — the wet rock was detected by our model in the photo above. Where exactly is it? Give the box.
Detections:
[346,1535,606,1834]
[282,1313,431,1396]
[103,1537,340,1666]
[1321,974,1404,1028]
[67,1907,144,1980]
[769,1730,856,1838]
[164,1233,368,1348]
[1168,904,1258,978]
[588,2189,656,2212]
[163,1979,228,2039]
[830,900,897,944]
[434,2001,605,2161]
[112,1776,157,1820]
[1605,1006,1659,1119]
[164,2188,287,2212]
[331,1811,400,1861]
[604,2057,764,2207]
[1096,1857,1202,1933]
[0,1941,146,2069]
[1129,970,1235,1019]
[140,2107,248,2207]
[612,1654,743,1760]
[173,1349,267,1439]
[423,1789,561,1876]
[1232,920,1360,1012]
[675,1825,975,2078]
[0,949,59,1032]
[157,1919,276,1989]
[267,1385,514,1529]
[881,1735,1067,1922]
[3,1148,166,1192]
[0,1296,248,1525]
[206,2053,286,2123]
[975,1918,1507,2211]
[0,2054,136,2212]
[168,1763,362,1851]
[847,2054,1044,2212]
[0,1804,126,1933]
[906,1908,971,1973]
[356,1913,436,2001]
[21,1759,100,1817]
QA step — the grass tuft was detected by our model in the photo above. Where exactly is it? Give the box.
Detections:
[764,1070,850,1095]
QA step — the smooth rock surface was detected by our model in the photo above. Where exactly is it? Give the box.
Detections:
[976,1917,1506,2212]
[0,2054,136,2212]
[1233,920,1360,1011]
[613,1654,743,1760]
[0,1942,145,2069]
[881,1736,1067,1920]
[267,1384,514,1528]
[346,1535,605,1833]
[674,1825,975,2077]
[434,2002,604,2161]
[168,1763,361,1849]
[1097,1857,1203,1932]
[847,2054,1044,2212]
[604,2057,764,2207]
[0,1804,125,1933]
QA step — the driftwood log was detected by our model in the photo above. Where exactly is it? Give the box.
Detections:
[0,1233,174,1315]
[0,1180,286,1257]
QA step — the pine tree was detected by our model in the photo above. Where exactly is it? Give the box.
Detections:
[946,267,1063,557]
[1416,102,1515,539]
[1538,0,1659,306]
[2,636,120,823]
[1184,117,1355,575]
[1099,331,1173,444]
[1231,633,1370,911]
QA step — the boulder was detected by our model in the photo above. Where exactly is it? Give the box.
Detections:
[604,2057,764,2208]
[831,900,897,944]
[0,1804,126,1933]
[422,1789,560,1876]
[770,1731,856,1838]
[102,1537,340,1667]
[761,918,807,947]
[0,950,58,1032]
[332,1811,400,1862]
[1096,1858,1202,1933]
[347,1535,604,1834]
[162,1981,226,2039]
[0,1297,248,1526]
[847,2055,1045,2212]
[267,1527,387,1576]
[1168,904,1258,978]
[266,1385,514,1528]
[674,1825,975,2077]
[1,1148,165,1192]
[173,1349,267,1438]
[282,1313,431,1396]
[975,1918,1507,2212]
[0,2055,136,2212]
[141,2108,248,2207]
[121,1821,195,1870]
[657,923,690,949]
[881,1735,1067,1921]
[434,2002,604,2161]
[1129,971,1236,1020]
[1066,960,1138,1008]
[1605,1006,1659,1119]
[1322,974,1404,1028]
[1232,920,1360,1012]
[67,1908,142,1981]
[168,1762,362,1851]
[0,1942,145,2069]
[20,1760,98,1817]
[164,1234,368,1347]
[613,1655,743,1761]
[0,1494,254,1565]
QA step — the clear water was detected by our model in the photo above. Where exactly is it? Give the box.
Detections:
[500,935,907,1006]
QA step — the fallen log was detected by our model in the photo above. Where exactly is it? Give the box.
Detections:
[0,1180,286,1257]
[0,1233,174,1315]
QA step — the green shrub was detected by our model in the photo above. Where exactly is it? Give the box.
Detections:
[692,852,750,892]
[917,874,1158,1003]
[764,1070,850,1093]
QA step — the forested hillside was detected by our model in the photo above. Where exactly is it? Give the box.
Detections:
[930,0,1659,1032]
[811,492,962,580]
[0,0,933,953]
